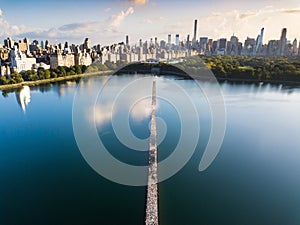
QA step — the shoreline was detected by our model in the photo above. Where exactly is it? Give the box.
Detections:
[2,69,300,92]
[0,70,113,91]
[216,77,300,86]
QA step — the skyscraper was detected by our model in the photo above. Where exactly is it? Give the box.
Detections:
[292,38,298,56]
[193,19,198,43]
[279,28,287,56]
[175,34,179,46]
[218,38,227,49]
[168,34,171,45]
[154,37,158,47]
[84,38,91,50]
[126,35,129,46]
[199,37,208,53]
[186,35,191,49]
[260,28,264,45]
[255,28,264,53]
[217,38,227,54]
[229,35,239,55]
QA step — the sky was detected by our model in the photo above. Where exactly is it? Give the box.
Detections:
[0,0,300,46]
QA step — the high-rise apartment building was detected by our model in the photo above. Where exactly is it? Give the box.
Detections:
[292,38,298,56]
[279,28,287,56]
[126,35,129,46]
[255,28,264,53]
[193,19,197,43]
[175,34,180,46]
[168,34,171,45]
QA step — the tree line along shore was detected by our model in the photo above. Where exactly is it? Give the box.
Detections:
[1,56,300,90]
[201,55,300,82]
[0,61,123,90]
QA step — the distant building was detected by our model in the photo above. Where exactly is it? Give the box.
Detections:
[50,52,75,69]
[186,35,191,49]
[83,38,92,52]
[193,19,198,44]
[255,28,264,54]
[227,35,239,55]
[279,28,287,56]
[10,47,36,73]
[175,34,180,46]
[75,52,92,66]
[243,37,256,55]
[160,40,166,49]
[143,41,149,54]
[267,40,279,56]
[126,35,130,46]
[16,40,28,53]
[199,37,208,53]
[292,39,298,56]
[154,37,158,48]
[168,34,171,45]
[212,41,218,53]
[217,38,227,55]
[4,37,14,49]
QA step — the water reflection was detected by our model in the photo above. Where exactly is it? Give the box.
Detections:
[15,86,31,112]
[2,75,300,224]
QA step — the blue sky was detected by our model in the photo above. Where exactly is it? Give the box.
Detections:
[0,0,300,46]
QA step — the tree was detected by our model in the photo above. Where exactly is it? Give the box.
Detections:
[11,73,24,83]
[75,65,82,74]
[81,65,87,73]
[44,70,51,79]
[104,61,117,70]
[0,76,8,85]
[37,67,45,79]
[57,66,67,77]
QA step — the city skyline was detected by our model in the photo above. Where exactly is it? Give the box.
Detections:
[0,0,300,45]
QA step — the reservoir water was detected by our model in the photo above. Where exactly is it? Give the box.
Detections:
[1,75,300,225]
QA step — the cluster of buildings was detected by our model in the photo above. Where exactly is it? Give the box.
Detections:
[197,27,299,57]
[188,20,299,57]
[1,19,299,77]
[0,35,196,76]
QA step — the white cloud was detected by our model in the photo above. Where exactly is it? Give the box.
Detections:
[92,98,154,128]
[8,6,136,45]
[108,7,134,28]
[130,98,153,121]
[128,0,148,5]
[142,16,164,24]
[0,6,134,45]
[93,104,113,127]
[0,8,28,37]
[197,6,300,43]
[279,8,300,14]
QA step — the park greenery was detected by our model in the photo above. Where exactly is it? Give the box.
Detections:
[200,55,300,82]
[1,56,300,86]
[0,64,87,85]
[85,60,128,73]
[0,60,127,86]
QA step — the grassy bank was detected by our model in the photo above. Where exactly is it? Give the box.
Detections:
[0,70,112,91]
